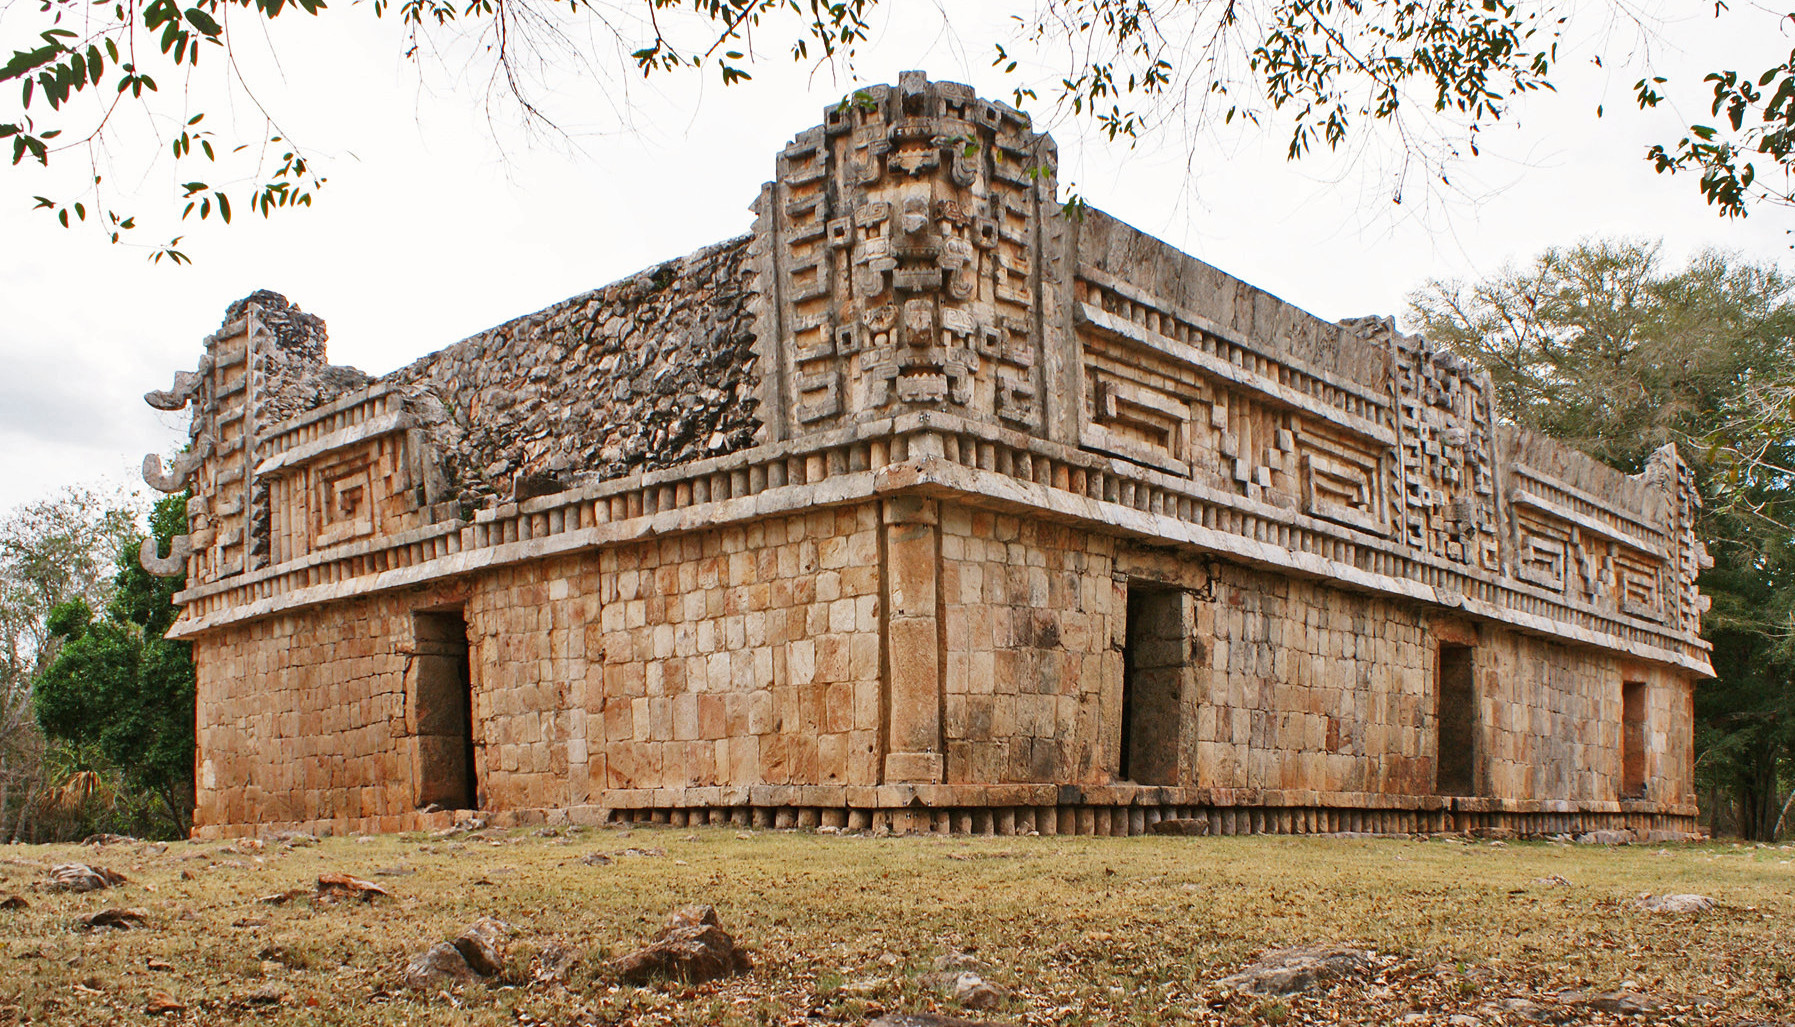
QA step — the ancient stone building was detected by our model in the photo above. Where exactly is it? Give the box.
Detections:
[141,73,1712,840]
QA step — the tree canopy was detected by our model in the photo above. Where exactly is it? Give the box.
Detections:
[0,487,141,840]
[34,494,194,837]
[1,0,1786,262]
[1409,239,1795,840]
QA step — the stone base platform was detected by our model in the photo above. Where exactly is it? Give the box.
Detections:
[191,786,1701,842]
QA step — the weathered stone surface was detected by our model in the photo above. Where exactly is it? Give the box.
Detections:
[404,942,475,989]
[870,1016,1000,1027]
[1576,830,1636,845]
[79,908,148,930]
[1151,818,1212,836]
[869,1016,1001,1027]
[1561,990,1668,1015]
[45,863,126,892]
[382,244,762,503]
[611,905,751,985]
[315,873,389,902]
[1216,946,1375,995]
[1635,894,1715,914]
[452,917,511,976]
[532,940,583,985]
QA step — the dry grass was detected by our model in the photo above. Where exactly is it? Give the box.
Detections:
[0,826,1791,1025]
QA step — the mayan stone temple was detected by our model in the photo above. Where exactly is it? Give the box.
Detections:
[140,73,1712,841]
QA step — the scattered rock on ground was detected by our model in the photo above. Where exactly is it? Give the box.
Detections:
[1535,875,1572,887]
[233,985,287,1007]
[1576,830,1637,845]
[948,972,1007,1009]
[315,873,390,902]
[44,863,127,892]
[79,908,148,930]
[532,940,583,985]
[869,1015,1000,1027]
[1216,945,1376,996]
[1635,894,1715,914]
[405,942,476,990]
[82,834,138,846]
[1492,997,1546,1020]
[611,904,752,985]
[835,977,888,998]
[0,894,29,910]
[144,991,185,1015]
[453,917,512,976]
[1558,990,1667,1015]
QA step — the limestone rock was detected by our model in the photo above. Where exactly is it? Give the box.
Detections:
[869,1015,1001,1027]
[949,972,1007,1010]
[452,916,512,976]
[1556,989,1667,1015]
[45,863,127,892]
[611,905,751,985]
[1575,830,1636,845]
[532,940,583,985]
[1635,893,1715,913]
[1216,945,1375,995]
[405,942,476,990]
[315,872,390,902]
[79,907,148,930]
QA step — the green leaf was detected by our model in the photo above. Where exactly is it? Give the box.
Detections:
[184,7,222,36]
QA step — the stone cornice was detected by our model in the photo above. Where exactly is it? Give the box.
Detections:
[166,415,1712,678]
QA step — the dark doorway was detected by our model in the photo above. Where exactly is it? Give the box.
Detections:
[1120,586,1184,785]
[413,610,477,810]
[1621,681,1647,798]
[1435,644,1476,796]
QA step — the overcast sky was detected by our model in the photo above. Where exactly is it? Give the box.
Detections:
[1,1,1788,517]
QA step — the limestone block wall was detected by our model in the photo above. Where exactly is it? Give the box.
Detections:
[465,556,595,812]
[592,505,884,795]
[1477,634,1694,806]
[193,599,414,831]
[1195,566,1434,797]
[939,505,1115,786]
[926,518,1697,813]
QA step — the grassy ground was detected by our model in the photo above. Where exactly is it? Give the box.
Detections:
[0,826,1790,1025]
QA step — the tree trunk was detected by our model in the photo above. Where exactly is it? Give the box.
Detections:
[156,786,188,840]
[1774,787,1795,842]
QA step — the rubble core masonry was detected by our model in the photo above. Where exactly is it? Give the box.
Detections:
[141,73,1713,840]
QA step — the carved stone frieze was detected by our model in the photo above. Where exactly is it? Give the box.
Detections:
[1343,316,1502,571]
[759,71,1054,436]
